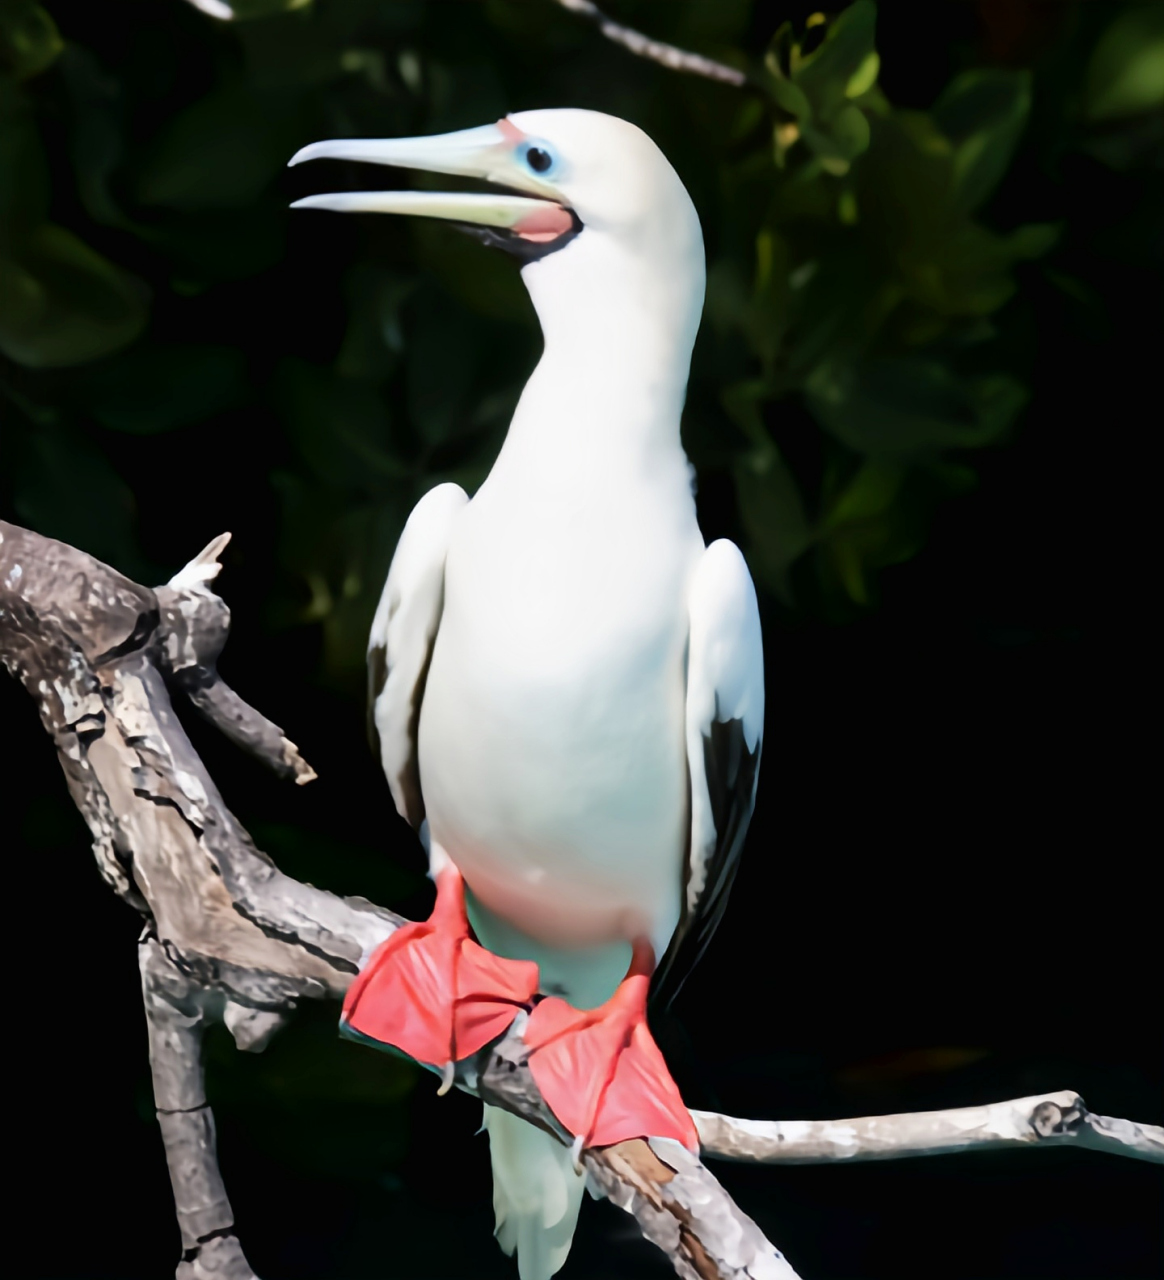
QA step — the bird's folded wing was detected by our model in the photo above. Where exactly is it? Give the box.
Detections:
[654,539,764,1006]
[368,483,468,829]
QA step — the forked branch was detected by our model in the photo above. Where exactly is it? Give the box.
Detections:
[0,520,798,1280]
[2,520,1157,1280]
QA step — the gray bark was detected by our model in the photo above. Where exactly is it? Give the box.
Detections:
[0,520,798,1280]
[693,1092,1164,1166]
[142,936,257,1279]
[3,519,1156,1279]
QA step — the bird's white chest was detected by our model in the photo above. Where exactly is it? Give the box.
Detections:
[417,462,701,954]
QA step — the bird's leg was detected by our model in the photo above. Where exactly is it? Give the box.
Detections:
[525,938,699,1153]
[342,865,539,1084]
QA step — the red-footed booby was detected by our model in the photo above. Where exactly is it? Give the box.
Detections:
[290,110,764,1280]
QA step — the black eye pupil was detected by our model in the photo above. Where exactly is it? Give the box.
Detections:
[527,147,552,173]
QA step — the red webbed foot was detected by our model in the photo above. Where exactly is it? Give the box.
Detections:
[525,939,699,1154]
[342,866,539,1084]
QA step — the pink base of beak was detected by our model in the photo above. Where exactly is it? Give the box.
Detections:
[513,204,575,243]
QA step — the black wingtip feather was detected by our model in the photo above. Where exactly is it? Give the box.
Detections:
[652,716,760,1009]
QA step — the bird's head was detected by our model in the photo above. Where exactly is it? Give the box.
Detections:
[289,108,701,276]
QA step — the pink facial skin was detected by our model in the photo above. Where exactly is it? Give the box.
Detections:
[497,117,573,242]
[497,117,526,144]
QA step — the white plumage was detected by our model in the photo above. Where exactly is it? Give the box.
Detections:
[295,108,764,1280]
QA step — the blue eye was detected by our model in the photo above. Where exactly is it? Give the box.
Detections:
[520,141,557,176]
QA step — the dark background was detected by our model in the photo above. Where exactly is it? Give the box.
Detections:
[1,2,1160,1277]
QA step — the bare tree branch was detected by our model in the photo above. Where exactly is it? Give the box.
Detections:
[181,0,751,92]
[0,519,797,1280]
[161,534,317,785]
[553,0,747,86]
[3,519,1157,1278]
[694,1093,1164,1167]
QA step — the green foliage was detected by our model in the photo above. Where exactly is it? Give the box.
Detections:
[2,1,1159,1246]
[1,0,1159,654]
[709,2,1062,605]
[0,221,148,365]
[0,1,61,82]
[1084,3,1164,121]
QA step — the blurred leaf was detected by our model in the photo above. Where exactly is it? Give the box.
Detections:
[806,357,1026,453]
[0,75,48,234]
[1085,4,1164,121]
[795,0,878,118]
[898,225,1019,317]
[722,378,778,453]
[783,244,878,376]
[1079,108,1164,171]
[404,284,482,448]
[135,81,306,210]
[336,264,415,381]
[767,3,879,173]
[824,456,902,530]
[0,224,147,367]
[735,451,811,603]
[411,218,532,324]
[74,343,248,434]
[817,456,976,605]
[816,458,909,606]
[268,467,413,690]
[934,69,1031,213]
[834,102,872,160]
[0,0,61,81]
[275,359,409,491]
[11,420,141,573]
[721,380,810,602]
[845,50,880,100]
[56,44,137,230]
[1006,222,1059,259]
[750,228,791,365]
[769,74,812,122]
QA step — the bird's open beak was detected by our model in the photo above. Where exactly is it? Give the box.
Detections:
[288,120,579,257]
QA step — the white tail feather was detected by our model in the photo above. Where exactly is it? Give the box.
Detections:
[485,1104,586,1280]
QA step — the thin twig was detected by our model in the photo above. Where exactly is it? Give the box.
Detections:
[553,0,747,86]
[694,1092,1164,1166]
[183,0,749,86]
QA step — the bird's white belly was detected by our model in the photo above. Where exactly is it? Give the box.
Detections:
[418,487,698,972]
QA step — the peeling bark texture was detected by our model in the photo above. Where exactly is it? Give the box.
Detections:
[1,521,402,1278]
[594,1140,800,1280]
[142,937,254,1280]
[693,1092,1164,1166]
[2,519,1158,1280]
[0,521,799,1280]
[469,1017,802,1280]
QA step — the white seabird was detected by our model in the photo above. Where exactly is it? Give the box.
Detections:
[290,109,764,1280]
